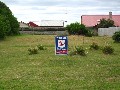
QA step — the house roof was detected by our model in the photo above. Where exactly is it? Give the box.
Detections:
[28,22,39,27]
[81,15,120,27]
[41,20,64,27]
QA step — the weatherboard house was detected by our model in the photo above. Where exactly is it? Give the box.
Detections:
[81,12,120,27]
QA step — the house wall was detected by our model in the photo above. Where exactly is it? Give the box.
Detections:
[98,27,120,37]
[19,22,29,28]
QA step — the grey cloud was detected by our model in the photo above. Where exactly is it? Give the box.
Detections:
[3,0,120,8]
[2,0,102,7]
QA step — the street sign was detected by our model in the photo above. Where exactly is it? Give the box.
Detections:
[55,36,68,55]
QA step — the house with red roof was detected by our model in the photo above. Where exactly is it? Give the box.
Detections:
[81,12,120,27]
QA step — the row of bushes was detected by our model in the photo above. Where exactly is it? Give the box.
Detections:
[28,30,120,55]
[28,43,114,56]
[90,42,114,54]
[69,42,114,56]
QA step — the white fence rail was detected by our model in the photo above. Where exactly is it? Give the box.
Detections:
[98,27,120,37]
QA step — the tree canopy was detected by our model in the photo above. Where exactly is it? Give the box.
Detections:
[66,22,88,35]
[0,1,19,39]
[97,18,115,28]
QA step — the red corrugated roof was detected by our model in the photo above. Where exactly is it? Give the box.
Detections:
[81,15,120,27]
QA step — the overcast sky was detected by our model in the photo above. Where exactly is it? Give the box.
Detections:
[1,0,120,25]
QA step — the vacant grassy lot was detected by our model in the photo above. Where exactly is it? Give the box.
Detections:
[0,35,120,90]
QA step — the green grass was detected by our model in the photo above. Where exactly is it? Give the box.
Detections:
[0,34,120,90]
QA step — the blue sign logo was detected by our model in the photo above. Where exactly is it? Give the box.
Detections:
[55,36,68,55]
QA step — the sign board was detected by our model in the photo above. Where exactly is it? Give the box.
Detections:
[55,36,68,55]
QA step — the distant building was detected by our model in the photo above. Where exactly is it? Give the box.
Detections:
[19,21,29,28]
[81,12,120,27]
[41,20,64,28]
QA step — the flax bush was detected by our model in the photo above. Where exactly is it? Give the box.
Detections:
[90,42,99,50]
[102,45,114,54]
[37,44,46,50]
[75,46,86,56]
[28,47,38,55]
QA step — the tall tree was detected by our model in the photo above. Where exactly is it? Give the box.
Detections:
[0,15,11,39]
[0,1,19,39]
[8,15,20,35]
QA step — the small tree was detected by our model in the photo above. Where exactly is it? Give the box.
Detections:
[66,22,81,34]
[66,22,87,35]
[97,18,115,28]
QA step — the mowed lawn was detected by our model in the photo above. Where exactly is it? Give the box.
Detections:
[0,34,120,90]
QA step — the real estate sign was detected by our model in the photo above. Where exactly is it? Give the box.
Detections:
[55,36,68,55]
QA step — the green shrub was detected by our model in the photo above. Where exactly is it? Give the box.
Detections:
[28,47,38,55]
[90,42,99,50]
[66,22,87,35]
[102,46,114,54]
[37,44,46,50]
[85,29,93,37]
[69,46,87,56]
[75,46,86,56]
[112,31,120,43]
